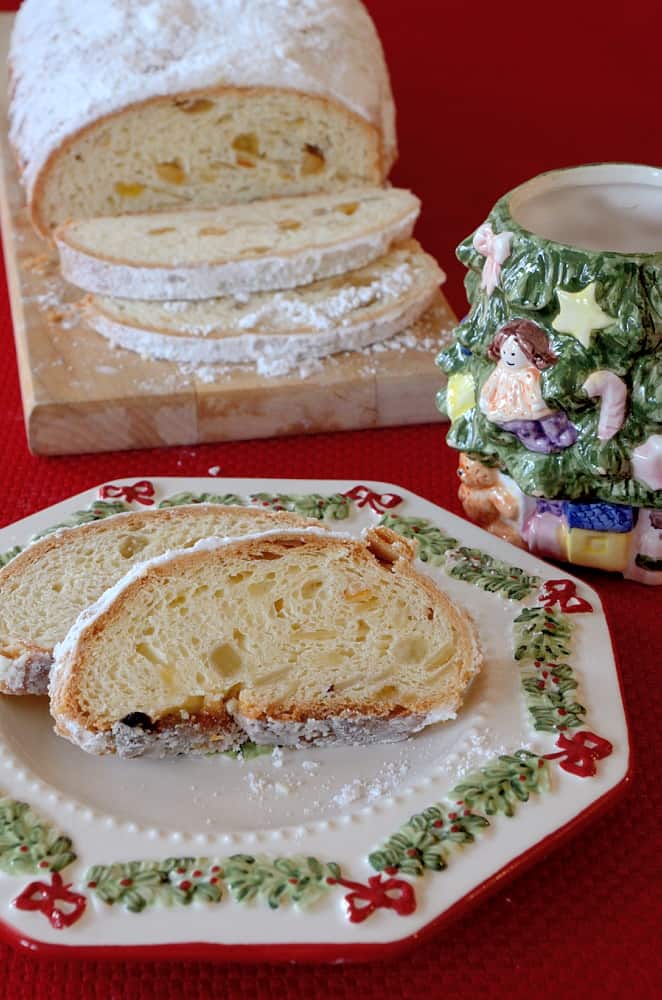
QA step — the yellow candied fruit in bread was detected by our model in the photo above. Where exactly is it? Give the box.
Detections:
[347,275,376,288]
[115,182,145,198]
[198,226,229,237]
[156,161,187,184]
[235,156,257,169]
[175,97,215,113]
[147,227,177,236]
[232,133,260,156]
[343,588,375,603]
[179,695,205,713]
[336,202,359,216]
[301,145,326,175]
[277,219,302,231]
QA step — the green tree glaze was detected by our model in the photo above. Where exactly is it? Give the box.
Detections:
[438,195,662,506]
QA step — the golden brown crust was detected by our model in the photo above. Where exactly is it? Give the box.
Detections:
[29,85,387,238]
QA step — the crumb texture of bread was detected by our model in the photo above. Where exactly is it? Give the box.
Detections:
[84,241,444,368]
[55,188,420,299]
[9,0,396,235]
[0,505,315,695]
[50,528,481,756]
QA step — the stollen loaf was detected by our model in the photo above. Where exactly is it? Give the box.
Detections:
[9,0,397,236]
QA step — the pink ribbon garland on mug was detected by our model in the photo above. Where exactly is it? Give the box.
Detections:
[472,224,514,296]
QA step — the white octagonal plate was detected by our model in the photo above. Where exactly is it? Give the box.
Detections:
[0,478,630,962]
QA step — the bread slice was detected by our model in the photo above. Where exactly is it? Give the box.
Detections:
[10,1,396,236]
[0,505,315,697]
[49,527,481,758]
[55,188,420,300]
[83,240,444,369]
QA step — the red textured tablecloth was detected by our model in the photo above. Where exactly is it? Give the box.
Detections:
[0,1,659,996]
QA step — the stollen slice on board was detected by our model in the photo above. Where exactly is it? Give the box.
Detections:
[83,240,444,370]
[49,526,482,758]
[55,188,420,299]
[0,505,316,697]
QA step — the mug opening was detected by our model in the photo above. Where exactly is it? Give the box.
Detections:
[508,164,662,254]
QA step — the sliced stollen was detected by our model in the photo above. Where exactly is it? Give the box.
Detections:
[55,188,420,300]
[0,505,316,697]
[50,527,481,758]
[83,240,445,372]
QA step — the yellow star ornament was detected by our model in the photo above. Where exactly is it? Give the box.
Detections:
[552,283,615,349]
[446,373,476,421]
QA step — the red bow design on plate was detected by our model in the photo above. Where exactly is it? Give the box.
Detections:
[327,873,416,923]
[538,579,593,614]
[544,731,613,777]
[99,480,155,506]
[13,872,87,929]
[343,486,403,514]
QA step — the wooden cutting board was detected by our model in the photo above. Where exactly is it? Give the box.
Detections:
[0,13,452,457]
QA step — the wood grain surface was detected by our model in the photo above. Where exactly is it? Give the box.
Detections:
[0,13,451,456]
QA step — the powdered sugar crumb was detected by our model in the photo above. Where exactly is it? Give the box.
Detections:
[236,263,414,335]
[246,769,301,799]
[331,759,410,807]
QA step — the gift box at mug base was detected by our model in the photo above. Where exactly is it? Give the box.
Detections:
[437,163,662,584]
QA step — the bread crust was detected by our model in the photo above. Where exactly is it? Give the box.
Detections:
[27,86,389,238]
[50,528,482,756]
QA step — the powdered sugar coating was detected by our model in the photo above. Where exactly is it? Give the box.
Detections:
[87,289,438,372]
[9,0,396,204]
[0,650,52,696]
[231,705,458,749]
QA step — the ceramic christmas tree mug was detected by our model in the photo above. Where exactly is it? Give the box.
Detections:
[438,163,662,583]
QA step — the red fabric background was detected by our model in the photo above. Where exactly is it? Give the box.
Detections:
[0,0,660,995]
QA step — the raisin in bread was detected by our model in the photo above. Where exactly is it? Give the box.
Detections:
[9,0,397,237]
[0,505,315,697]
[49,527,481,758]
[83,240,444,370]
[54,187,420,300]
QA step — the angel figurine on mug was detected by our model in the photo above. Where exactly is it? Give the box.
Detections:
[479,319,577,453]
